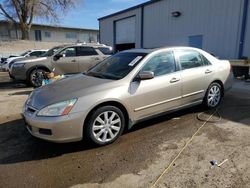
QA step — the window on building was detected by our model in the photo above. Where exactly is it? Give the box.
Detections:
[76,47,98,56]
[44,31,51,38]
[66,32,77,39]
[188,35,203,49]
[175,50,205,70]
[141,52,176,77]
[0,28,9,37]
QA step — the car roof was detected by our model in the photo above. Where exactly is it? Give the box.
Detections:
[122,46,202,54]
[65,43,112,48]
[30,49,49,52]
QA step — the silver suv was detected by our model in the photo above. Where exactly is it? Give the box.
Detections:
[10,43,113,87]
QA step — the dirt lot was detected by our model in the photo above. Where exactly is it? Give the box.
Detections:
[0,72,250,188]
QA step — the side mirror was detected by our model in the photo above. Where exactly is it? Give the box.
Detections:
[137,71,154,81]
[53,54,63,61]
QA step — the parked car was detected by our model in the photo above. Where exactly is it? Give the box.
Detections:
[1,49,48,72]
[22,47,233,146]
[10,43,112,87]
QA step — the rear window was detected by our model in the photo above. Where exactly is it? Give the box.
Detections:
[77,47,98,56]
[98,47,113,55]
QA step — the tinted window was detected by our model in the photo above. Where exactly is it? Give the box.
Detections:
[176,50,204,70]
[77,47,98,56]
[20,51,30,56]
[202,55,212,65]
[29,51,45,57]
[41,46,63,57]
[98,47,113,55]
[87,52,147,80]
[60,47,76,57]
[141,52,176,77]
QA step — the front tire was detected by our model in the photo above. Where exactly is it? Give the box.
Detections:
[29,68,46,87]
[84,106,125,146]
[204,82,222,108]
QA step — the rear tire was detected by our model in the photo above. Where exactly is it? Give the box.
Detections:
[204,82,222,109]
[28,68,47,87]
[84,106,125,146]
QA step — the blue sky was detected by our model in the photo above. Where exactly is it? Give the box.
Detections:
[38,0,148,29]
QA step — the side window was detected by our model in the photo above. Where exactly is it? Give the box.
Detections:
[141,52,176,77]
[176,50,204,70]
[59,47,76,57]
[98,47,113,55]
[202,55,212,66]
[77,47,98,56]
[29,51,42,57]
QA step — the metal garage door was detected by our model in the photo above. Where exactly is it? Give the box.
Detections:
[115,16,136,44]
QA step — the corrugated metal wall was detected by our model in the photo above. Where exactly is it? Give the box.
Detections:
[99,0,250,59]
[99,8,142,48]
[143,0,243,59]
[243,0,250,57]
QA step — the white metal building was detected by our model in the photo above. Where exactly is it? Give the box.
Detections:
[99,0,250,59]
[0,21,99,43]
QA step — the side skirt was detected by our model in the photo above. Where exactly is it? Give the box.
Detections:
[128,100,203,129]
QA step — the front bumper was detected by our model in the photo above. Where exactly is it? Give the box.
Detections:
[10,66,27,80]
[23,106,86,143]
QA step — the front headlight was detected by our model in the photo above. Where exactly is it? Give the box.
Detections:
[13,63,25,68]
[37,99,77,117]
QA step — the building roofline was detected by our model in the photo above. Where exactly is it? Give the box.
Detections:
[98,0,162,20]
[0,20,99,32]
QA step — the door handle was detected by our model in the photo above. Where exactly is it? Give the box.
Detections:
[94,57,100,60]
[170,77,180,83]
[205,69,212,74]
[71,59,76,62]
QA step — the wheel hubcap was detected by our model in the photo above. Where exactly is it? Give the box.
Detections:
[92,111,121,143]
[207,85,221,107]
[31,70,45,87]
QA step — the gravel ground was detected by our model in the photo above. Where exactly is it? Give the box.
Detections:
[0,72,249,188]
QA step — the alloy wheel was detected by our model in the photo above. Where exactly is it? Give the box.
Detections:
[207,85,221,108]
[30,69,45,87]
[92,111,121,143]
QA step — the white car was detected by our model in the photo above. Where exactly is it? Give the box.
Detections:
[1,49,48,71]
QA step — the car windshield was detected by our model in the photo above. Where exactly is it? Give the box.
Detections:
[86,52,147,80]
[40,46,63,57]
[20,51,30,56]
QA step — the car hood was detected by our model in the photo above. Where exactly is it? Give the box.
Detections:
[27,74,115,110]
[16,57,49,64]
[7,56,23,63]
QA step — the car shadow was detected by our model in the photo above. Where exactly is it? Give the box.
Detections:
[0,105,205,165]
[0,83,249,165]
[8,90,33,96]
[0,81,30,90]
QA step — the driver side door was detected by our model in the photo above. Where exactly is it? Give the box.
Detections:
[53,47,79,75]
[128,51,182,120]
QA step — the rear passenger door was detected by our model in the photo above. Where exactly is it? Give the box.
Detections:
[174,50,214,105]
[77,47,101,72]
